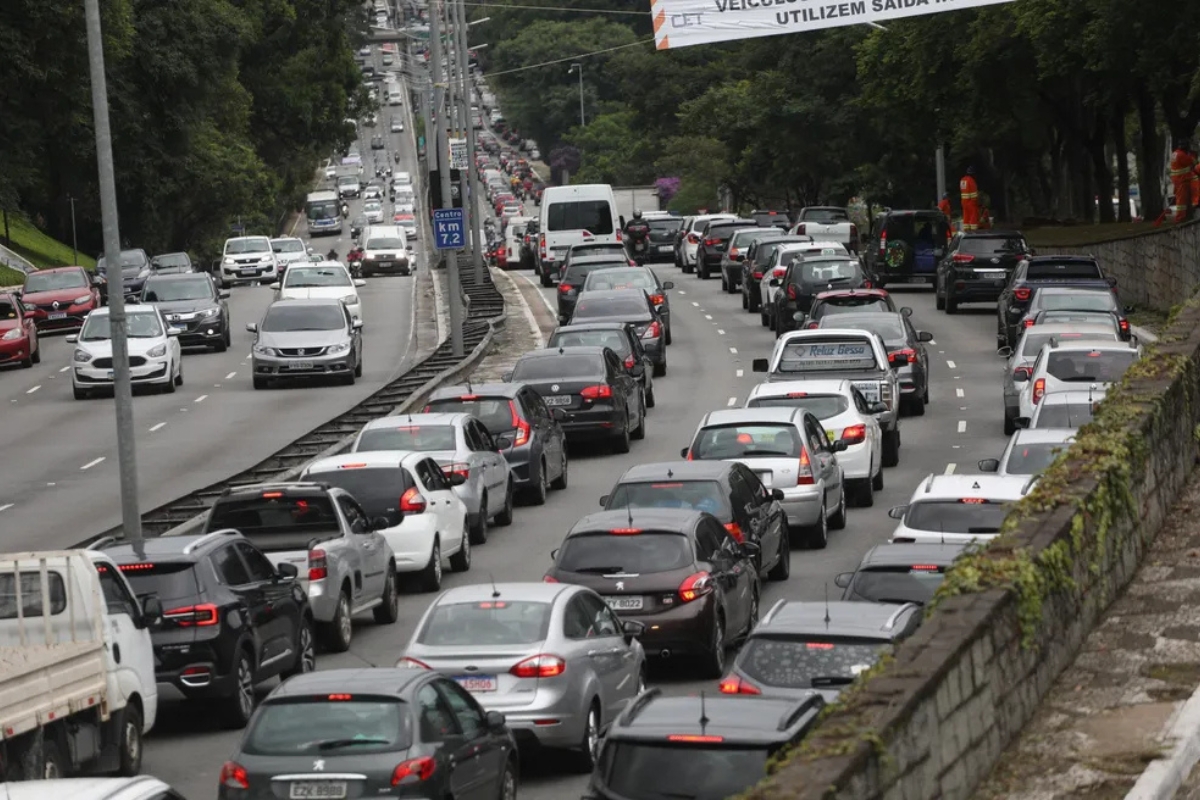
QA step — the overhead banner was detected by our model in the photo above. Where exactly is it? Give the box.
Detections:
[651,0,1016,49]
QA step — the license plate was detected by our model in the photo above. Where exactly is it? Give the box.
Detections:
[753,470,773,487]
[544,395,571,406]
[606,596,643,611]
[288,361,314,370]
[47,312,67,320]
[658,245,672,252]
[853,382,881,403]
[977,271,1005,278]
[454,674,497,693]
[239,269,256,276]
[289,782,347,799]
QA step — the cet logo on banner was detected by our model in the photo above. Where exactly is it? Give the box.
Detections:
[650,0,1018,49]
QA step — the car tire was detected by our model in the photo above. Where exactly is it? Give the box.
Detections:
[748,290,760,313]
[449,527,472,572]
[611,417,631,454]
[853,479,875,508]
[214,336,227,353]
[253,376,268,390]
[653,358,666,378]
[498,757,518,800]
[699,613,726,679]
[495,481,515,526]
[116,704,143,777]
[574,702,602,774]
[631,394,647,440]
[665,325,672,345]
[945,294,958,314]
[20,353,32,368]
[829,486,847,530]
[805,504,829,550]
[767,531,790,581]
[219,649,256,729]
[469,494,489,545]
[540,270,552,287]
[417,540,443,592]
[523,459,549,506]
[163,371,176,394]
[319,590,354,652]
[882,428,900,467]
[1004,412,1017,436]
[354,355,363,378]
[935,286,946,310]
[282,617,316,679]
[873,468,884,491]
[910,393,926,416]
[72,385,88,401]
[342,368,356,385]
[741,289,749,310]
[550,450,569,490]
[175,363,183,387]
[720,274,728,291]
[30,340,41,364]
[374,565,400,623]
[646,384,656,409]
[760,309,769,327]
[741,585,760,640]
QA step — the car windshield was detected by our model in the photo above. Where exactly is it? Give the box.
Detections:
[364,202,383,212]
[417,600,552,645]
[739,636,889,688]
[1003,441,1072,473]
[959,236,1027,256]
[154,253,191,267]
[802,208,850,224]
[549,330,631,357]
[285,267,352,288]
[1021,331,1116,356]
[746,393,850,419]
[795,260,860,283]
[302,467,412,522]
[425,397,514,433]
[0,300,18,319]
[511,355,603,381]
[272,239,305,254]
[903,500,1012,534]
[692,424,802,459]
[606,480,731,521]
[556,532,693,574]
[1035,292,1117,312]
[143,279,212,302]
[584,270,655,292]
[243,698,411,756]
[823,315,905,343]
[1045,350,1136,382]
[337,176,358,186]
[366,237,405,251]
[261,304,345,332]
[208,495,341,544]
[356,424,457,452]
[573,295,648,319]
[24,271,88,292]
[648,218,683,231]
[847,566,946,605]
[598,741,773,800]
[1033,401,1097,428]
[1026,262,1102,280]
[97,252,146,271]
[225,238,270,254]
[81,312,163,340]
[547,200,615,234]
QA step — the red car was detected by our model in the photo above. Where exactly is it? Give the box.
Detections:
[0,292,40,368]
[19,266,101,331]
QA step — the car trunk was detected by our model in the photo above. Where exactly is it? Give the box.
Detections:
[522,377,608,410]
[551,531,697,616]
[734,457,800,490]
[415,646,549,709]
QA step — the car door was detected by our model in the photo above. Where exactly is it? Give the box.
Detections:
[803,415,841,509]
[466,419,506,508]
[94,562,157,710]
[523,388,562,476]
[699,518,752,635]
[209,543,276,663]
[434,678,505,799]
[416,681,487,799]
[564,592,632,724]
[233,541,299,675]
[337,494,387,602]
[604,349,635,422]
[418,457,462,535]
[734,466,782,572]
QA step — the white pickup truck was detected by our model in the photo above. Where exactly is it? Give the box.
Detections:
[789,207,860,253]
[0,551,160,781]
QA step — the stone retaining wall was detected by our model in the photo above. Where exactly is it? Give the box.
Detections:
[743,299,1200,799]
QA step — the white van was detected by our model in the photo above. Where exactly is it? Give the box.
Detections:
[361,225,411,276]
[537,184,621,275]
[387,86,403,106]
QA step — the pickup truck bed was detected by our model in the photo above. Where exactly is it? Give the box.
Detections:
[0,641,109,740]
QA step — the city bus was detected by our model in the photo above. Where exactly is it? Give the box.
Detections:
[305,190,342,236]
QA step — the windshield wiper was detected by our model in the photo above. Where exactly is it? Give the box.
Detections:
[573,566,624,574]
[315,737,390,750]
[811,676,856,687]
[967,527,1000,534]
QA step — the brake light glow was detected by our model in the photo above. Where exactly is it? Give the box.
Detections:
[610,528,642,535]
[398,657,431,669]
[328,694,353,701]
[118,563,156,572]
[220,762,249,789]
[459,394,479,400]
[581,384,613,400]
[959,498,987,504]
[1119,319,1130,333]
[1014,287,1032,302]
[543,575,558,583]
[912,565,940,571]
[478,601,508,609]
[724,522,744,542]
[751,271,763,280]
[841,424,867,444]
[649,293,664,306]
[728,247,739,258]
[442,462,471,480]
[668,734,724,743]
[890,348,917,364]
[510,401,531,446]
[772,266,786,278]
[308,548,328,581]
[797,448,815,485]
[703,237,719,246]
[511,654,566,678]
[795,224,806,236]
[787,284,798,300]
[624,354,636,369]
[687,233,699,244]
[879,231,887,253]
[558,283,572,294]
[1032,378,1046,404]
[952,253,975,263]
[400,486,427,513]
[261,491,283,498]
[806,642,834,650]
[339,463,367,469]
[392,756,437,785]
[164,603,219,627]
[539,233,547,258]
[642,321,661,340]
[679,572,713,603]
[719,675,761,695]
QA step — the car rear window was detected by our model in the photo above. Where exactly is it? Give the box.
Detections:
[1044,350,1136,382]
[692,424,802,459]
[1034,292,1117,312]
[547,200,614,235]
[754,241,796,267]
[117,562,199,604]
[549,329,631,358]
[1003,441,1072,472]
[574,295,649,319]
[556,532,693,574]
[511,355,604,381]
[801,208,850,224]
[1032,403,1096,429]
[564,262,625,284]
[882,214,945,240]
[793,260,861,284]
[355,425,457,452]
[777,338,878,373]
[1026,261,1103,280]
[958,236,1027,256]
[598,741,773,800]
[208,495,340,540]
[649,218,683,231]
[1036,311,1117,328]
[242,697,412,756]
[738,635,889,689]
[813,297,891,316]
[302,466,414,522]
[583,269,655,292]
[746,393,850,419]
[847,566,946,605]
[606,480,732,522]
[754,210,790,225]
[819,315,905,343]
[704,224,742,240]
[417,600,552,645]
[903,500,1011,534]
[425,397,514,433]
[1021,331,1117,356]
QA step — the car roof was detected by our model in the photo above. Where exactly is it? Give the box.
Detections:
[1010,427,1077,444]
[552,322,632,334]
[858,542,967,568]
[269,668,422,699]
[520,346,609,364]
[1027,255,1098,265]
[305,451,429,471]
[0,777,172,800]
[618,461,733,482]
[612,692,818,744]
[759,600,917,638]
[910,474,1032,501]
[87,304,158,316]
[100,531,241,562]
[700,407,806,426]
[959,230,1024,238]
[1044,340,1136,353]
[570,508,704,534]
[435,581,573,605]
[747,379,854,398]
[360,412,467,430]
[428,382,521,400]
[815,288,889,300]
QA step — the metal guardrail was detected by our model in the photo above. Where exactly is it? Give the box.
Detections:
[0,243,36,275]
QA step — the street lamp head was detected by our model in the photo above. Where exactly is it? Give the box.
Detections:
[469,16,491,25]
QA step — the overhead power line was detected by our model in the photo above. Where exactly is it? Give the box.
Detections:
[465,1,651,14]
[481,37,655,77]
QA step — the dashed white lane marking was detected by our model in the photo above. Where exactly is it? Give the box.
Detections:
[729,347,738,355]
[26,385,40,394]
[677,290,686,295]
[736,369,744,377]
[957,420,967,433]
[195,394,208,403]
[929,340,937,345]
[0,504,12,512]
[945,463,956,475]
[58,366,69,373]
[946,360,957,369]
[80,457,105,471]
[245,352,252,360]
[956,387,964,398]
[727,397,738,407]
[692,301,700,307]
[704,314,713,320]
[717,329,725,335]
[149,422,166,432]
[224,371,237,380]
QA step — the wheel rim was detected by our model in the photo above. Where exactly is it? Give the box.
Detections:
[461,533,470,566]
[125,717,141,765]
[586,707,601,760]
[236,656,253,717]
[713,617,725,671]
[44,757,60,780]
[502,768,517,800]
[433,544,442,584]
[338,597,352,643]
[300,625,315,672]
[387,570,398,611]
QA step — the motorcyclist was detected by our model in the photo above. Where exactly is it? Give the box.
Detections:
[340,201,350,218]
[326,247,339,262]
[624,210,652,262]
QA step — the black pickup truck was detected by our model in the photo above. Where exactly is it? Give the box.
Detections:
[996,256,1120,348]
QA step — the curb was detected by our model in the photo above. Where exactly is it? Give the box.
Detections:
[1125,682,1200,799]
[1134,325,1159,344]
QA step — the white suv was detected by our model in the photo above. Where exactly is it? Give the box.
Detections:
[889,474,1033,545]
[220,235,278,284]
[1016,340,1138,426]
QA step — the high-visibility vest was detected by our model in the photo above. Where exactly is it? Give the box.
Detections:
[960,176,978,200]
[1170,149,1196,180]
[938,199,952,217]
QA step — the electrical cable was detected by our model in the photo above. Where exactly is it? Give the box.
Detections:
[465,1,650,14]
[480,37,655,77]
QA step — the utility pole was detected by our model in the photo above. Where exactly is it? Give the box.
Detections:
[84,0,143,557]
[430,0,464,357]
[68,196,79,266]
[452,0,484,283]
[569,63,585,127]
[935,144,947,204]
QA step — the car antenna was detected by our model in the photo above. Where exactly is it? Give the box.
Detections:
[627,504,635,528]
[666,468,674,479]
[699,690,710,729]
[824,583,831,627]
[490,572,501,599]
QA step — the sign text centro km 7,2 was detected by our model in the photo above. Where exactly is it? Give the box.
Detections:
[434,208,466,251]
[650,0,1016,50]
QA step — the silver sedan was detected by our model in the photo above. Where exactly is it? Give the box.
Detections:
[351,412,515,544]
[398,581,646,770]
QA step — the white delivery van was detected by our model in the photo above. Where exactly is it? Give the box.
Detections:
[537,184,621,276]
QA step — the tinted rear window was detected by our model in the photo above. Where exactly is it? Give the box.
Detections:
[243,698,412,755]
[801,208,850,224]
[692,424,802,459]
[118,563,199,604]
[511,355,604,381]
[425,398,514,433]
[549,329,631,357]
[303,466,413,521]
[1036,311,1117,327]
[1026,261,1103,280]
[556,532,693,574]
[1045,350,1136,382]
[882,214,945,239]
[606,480,731,521]
[598,741,771,800]
[904,500,1011,534]
[746,393,849,419]
[958,237,1027,256]
[704,224,742,240]
[1003,440,1072,471]
[814,298,891,316]
[753,211,790,225]
[793,260,861,284]
[1034,292,1117,312]
[1033,403,1095,429]
[547,200,614,235]
[574,296,649,319]
[356,425,457,452]
[847,566,946,605]
[583,269,655,292]
[564,262,625,283]
[754,241,797,266]
[648,218,683,231]
[417,601,552,645]
[738,636,888,689]
[1021,331,1117,357]
[208,495,340,538]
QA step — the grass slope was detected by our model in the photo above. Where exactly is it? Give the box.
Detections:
[0,265,24,287]
[2,214,95,269]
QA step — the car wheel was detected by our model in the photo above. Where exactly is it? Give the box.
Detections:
[741,585,760,639]
[116,704,143,776]
[374,565,400,623]
[611,415,631,454]
[935,284,946,310]
[768,529,790,581]
[354,355,363,378]
[219,650,256,729]
[498,758,518,800]
[175,362,183,387]
[418,540,443,592]
[760,309,769,327]
[1004,411,1017,436]
[805,504,829,549]
[720,273,728,291]
[665,325,672,345]
[882,428,900,468]
[873,468,884,491]
[631,393,647,440]
[646,383,656,409]
[72,385,89,401]
[449,526,472,572]
[854,479,875,508]
[495,481,515,526]
[653,358,666,378]
[523,459,549,506]
[550,450,569,490]
[910,393,926,416]
[342,368,356,385]
[829,485,847,530]
[282,618,316,678]
[30,339,41,364]
[20,353,32,368]
[253,376,268,390]
[945,294,958,314]
[741,288,749,309]
[574,702,602,773]
[319,591,353,652]
[469,494,489,545]
[699,613,726,679]
[540,270,552,287]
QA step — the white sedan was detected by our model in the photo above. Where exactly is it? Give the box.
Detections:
[68,305,183,400]
[271,261,366,324]
[363,200,385,224]
[744,377,883,507]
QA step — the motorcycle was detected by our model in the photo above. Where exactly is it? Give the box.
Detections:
[348,256,363,279]
[341,202,350,219]
[626,225,651,266]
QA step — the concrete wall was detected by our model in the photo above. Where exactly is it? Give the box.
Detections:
[1037,219,1200,312]
[744,300,1200,799]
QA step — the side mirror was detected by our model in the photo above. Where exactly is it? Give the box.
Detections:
[917,331,933,343]
[996,346,1013,358]
[978,458,1000,473]
[245,322,258,333]
[65,334,79,344]
[834,572,853,589]
[662,281,675,290]
[900,307,913,317]
[680,447,690,458]
[1107,276,1118,287]
[552,407,567,421]
[751,358,769,373]
[352,319,364,329]
[621,619,646,644]
[768,278,781,287]
[832,439,849,453]
[268,282,281,290]
[792,311,805,322]
[599,495,609,506]
[166,327,182,337]
[551,548,559,561]
[501,371,513,382]
[772,488,785,501]
[136,595,163,630]
[277,562,300,579]
[887,505,908,520]
[449,473,467,487]
[354,279,367,288]
[1012,372,1029,383]
[1015,417,1030,429]
[218,290,231,299]
[485,710,507,733]
[495,436,513,449]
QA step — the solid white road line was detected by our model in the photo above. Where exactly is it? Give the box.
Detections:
[495,269,543,346]
[195,394,208,403]
[727,397,737,407]
[149,422,166,432]
[957,420,967,433]
[736,369,744,377]
[80,457,105,471]
[224,371,237,380]
[0,504,12,512]
[945,463,957,475]
[946,360,957,369]
[956,387,965,398]
[26,385,40,394]
[515,272,558,319]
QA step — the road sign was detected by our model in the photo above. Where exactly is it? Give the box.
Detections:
[434,208,465,250]
[449,138,469,170]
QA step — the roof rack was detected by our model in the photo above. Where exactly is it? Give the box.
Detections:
[183,529,240,555]
[762,598,789,625]
[778,694,825,731]
[922,474,938,494]
[220,481,329,496]
[620,688,662,726]
[883,603,920,631]
[85,535,120,551]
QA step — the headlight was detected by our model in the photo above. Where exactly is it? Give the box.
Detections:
[261,255,273,262]
[73,349,92,363]
[253,344,277,356]
[2,328,23,341]
[328,341,351,353]
[364,253,375,259]
[72,295,93,306]
[340,294,358,305]
[147,343,167,358]
[223,257,235,265]
[200,307,221,318]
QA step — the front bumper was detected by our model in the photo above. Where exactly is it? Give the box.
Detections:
[74,358,170,387]
[778,485,824,528]
[361,256,410,275]
[167,313,226,347]
[222,262,277,283]
[252,350,355,379]
[0,338,33,365]
[27,305,93,330]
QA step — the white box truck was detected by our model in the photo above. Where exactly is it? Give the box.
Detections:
[612,186,662,225]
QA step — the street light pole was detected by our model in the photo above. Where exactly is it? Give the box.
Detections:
[83,0,143,557]
[453,0,485,284]
[569,63,585,127]
[68,196,78,266]
[430,0,464,358]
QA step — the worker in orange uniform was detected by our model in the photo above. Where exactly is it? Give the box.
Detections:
[959,167,979,231]
[937,193,953,226]
[1168,141,1198,222]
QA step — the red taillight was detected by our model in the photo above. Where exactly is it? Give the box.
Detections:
[751,271,763,279]
[786,284,797,300]
[581,384,613,399]
[1014,287,1031,302]
[392,756,437,785]
[795,223,806,235]
[952,253,975,263]
[624,354,636,369]
[511,654,566,678]
[1119,318,1130,333]
[703,237,719,246]
[1013,366,1032,380]
[890,348,916,365]
[772,266,786,278]
[1033,378,1046,404]
[862,280,872,289]
[649,293,664,306]
[442,462,471,480]
[509,401,531,446]
[164,603,219,627]
[679,572,713,603]
[807,322,819,330]
[1023,319,1036,328]
[539,233,547,258]
[728,247,739,258]
[307,549,328,582]
[797,449,815,485]
[398,657,431,669]
[879,231,887,253]
[220,761,250,789]
[724,522,744,542]
[687,233,699,244]
[400,486,427,513]
[615,229,623,242]
[719,675,761,695]
[841,424,866,444]
[642,321,661,339]
[543,574,558,583]
[558,282,572,294]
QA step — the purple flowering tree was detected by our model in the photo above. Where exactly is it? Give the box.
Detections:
[655,176,681,205]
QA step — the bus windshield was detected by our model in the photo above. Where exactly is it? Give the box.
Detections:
[307,199,339,221]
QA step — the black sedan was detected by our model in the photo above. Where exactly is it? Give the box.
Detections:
[567,288,667,376]
[579,265,674,344]
[548,321,656,407]
[816,310,933,416]
[773,255,872,337]
[646,216,684,262]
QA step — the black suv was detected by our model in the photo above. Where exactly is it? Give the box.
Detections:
[935,230,1030,313]
[584,689,824,800]
[694,218,756,280]
[140,272,231,352]
[772,254,872,337]
[100,530,314,728]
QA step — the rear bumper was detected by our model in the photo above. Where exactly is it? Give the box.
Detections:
[559,407,623,440]
[778,485,824,527]
[612,598,714,657]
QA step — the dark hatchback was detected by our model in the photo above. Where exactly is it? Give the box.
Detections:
[506,346,646,452]
[580,265,674,344]
[835,542,966,605]
[1018,286,1132,341]
[559,242,631,278]
[140,272,231,351]
[803,288,900,328]
[741,235,814,316]
[97,248,153,301]
[423,381,569,504]
[773,255,872,337]
[100,530,314,729]
[556,255,631,322]
[583,690,823,800]
[218,669,518,800]
[695,218,756,280]
[569,288,667,376]
[546,508,761,678]
[548,322,656,407]
[816,311,933,415]
[646,216,684,261]
[936,231,1030,313]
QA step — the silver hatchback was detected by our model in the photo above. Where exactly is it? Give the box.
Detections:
[399,582,646,769]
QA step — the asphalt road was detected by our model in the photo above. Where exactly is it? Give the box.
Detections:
[0,97,421,550]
